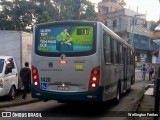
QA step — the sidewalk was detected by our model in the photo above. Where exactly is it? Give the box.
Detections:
[135,84,155,120]
[134,69,156,120]
[0,91,41,108]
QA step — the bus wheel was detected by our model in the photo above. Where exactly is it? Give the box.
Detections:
[113,84,120,105]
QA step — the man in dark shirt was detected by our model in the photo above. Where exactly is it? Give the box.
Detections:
[20,62,31,102]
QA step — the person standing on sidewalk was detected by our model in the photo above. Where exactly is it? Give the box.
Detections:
[141,64,147,80]
[20,62,31,102]
[148,64,154,81]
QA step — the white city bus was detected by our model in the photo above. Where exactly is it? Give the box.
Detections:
[31,21,135,103]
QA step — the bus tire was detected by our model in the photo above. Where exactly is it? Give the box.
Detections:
[113,83,121,105]
[8,86,16,100]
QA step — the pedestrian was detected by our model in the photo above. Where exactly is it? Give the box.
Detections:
[148,64,154,81]
[141,64,147,80]
[20,62,31,102]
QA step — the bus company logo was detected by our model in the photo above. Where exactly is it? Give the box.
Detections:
[48,62,53,68]
[2,112,11,117]
[60,54,66,60]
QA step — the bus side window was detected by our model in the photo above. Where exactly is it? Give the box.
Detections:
[103,32,111,64]
[114,40,118,64]
[110,37,114,64]
[120,43,123,64]
[117,42,121,64]
[128,49,131,65]
[131,50,134,65]
[127,48,130,65]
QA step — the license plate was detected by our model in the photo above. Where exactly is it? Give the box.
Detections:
[57,86,69,91]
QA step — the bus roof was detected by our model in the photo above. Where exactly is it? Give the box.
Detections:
[35,20,98,27]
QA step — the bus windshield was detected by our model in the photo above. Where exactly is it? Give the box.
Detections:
[35,23,96,56]
[0,59,4,73]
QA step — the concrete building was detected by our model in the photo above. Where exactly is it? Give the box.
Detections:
[98,0,122,23]
[98,1,158,65]
[150,21,160,63]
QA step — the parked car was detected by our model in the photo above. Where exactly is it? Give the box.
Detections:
[0,56,18,100]
[0,30,32,90]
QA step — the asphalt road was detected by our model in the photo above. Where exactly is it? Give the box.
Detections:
[0,70,153,120]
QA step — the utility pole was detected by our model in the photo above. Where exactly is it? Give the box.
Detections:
[72,0,81,20]
[130,15,136,47]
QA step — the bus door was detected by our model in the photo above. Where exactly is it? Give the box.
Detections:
[123,47,128,92]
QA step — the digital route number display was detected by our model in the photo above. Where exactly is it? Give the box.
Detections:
[77,28,90,35]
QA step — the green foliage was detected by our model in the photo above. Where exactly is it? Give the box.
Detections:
[150,21,159,31]
[0,0,97,31]
[0,0,36,31]
[37,11,53,23]
[117,0,126,6]
[53,0,97,20]
[80,0,97,21]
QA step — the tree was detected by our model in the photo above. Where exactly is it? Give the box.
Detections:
[53,0,75,20]
[80,0,97,21]
[117,0,126,6]
[150,21,160,31]
[0,0,59,31]
[53,0,97,21]
[29,0,59,21]
[0,0,98,31]
[37,11,53,23]
[0,0,35,30]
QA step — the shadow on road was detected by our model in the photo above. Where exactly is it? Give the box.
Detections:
[39,90,132,117]
[0,90,24,102]
[41,101,113,117]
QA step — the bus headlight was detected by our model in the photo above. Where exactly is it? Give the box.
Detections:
[0,79,3,88]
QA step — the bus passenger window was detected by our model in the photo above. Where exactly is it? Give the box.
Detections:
[128,49,131,65]
[120,44,123,64]
[117,42,120,64]
[103,33,111,64]
[114,40,118,64]
[130,50,134,65]
[110,38,114,64]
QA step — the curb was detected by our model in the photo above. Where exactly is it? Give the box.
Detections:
[134,80,154,112]
[132,84,150,112]
[125,80,154,120]
[133,81,154,112]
